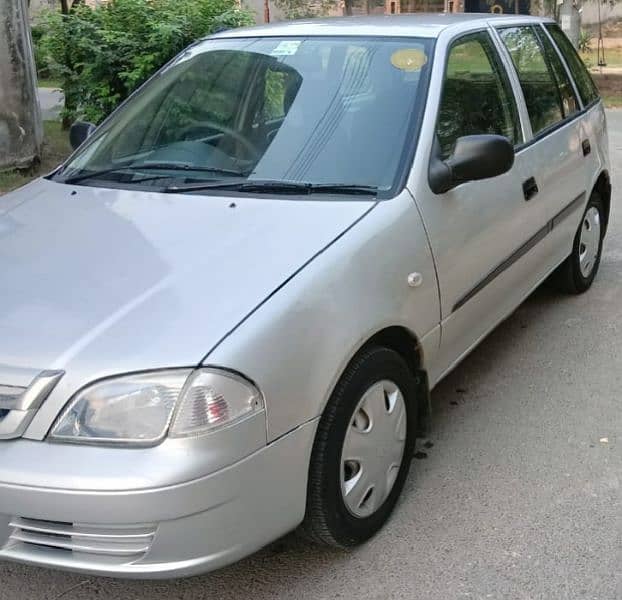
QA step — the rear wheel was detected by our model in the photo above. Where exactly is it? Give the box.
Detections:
[554,192,604,294]
[300,346,417,547]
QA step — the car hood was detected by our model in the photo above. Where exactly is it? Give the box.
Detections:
[0,179,375,387]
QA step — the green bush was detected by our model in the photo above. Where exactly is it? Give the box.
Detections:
[38,0,253,126]
[578,30,592,54]
[31,24,51,79]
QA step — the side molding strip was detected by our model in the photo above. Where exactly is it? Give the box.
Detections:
[551,193,585,229]
[452,192,586,313]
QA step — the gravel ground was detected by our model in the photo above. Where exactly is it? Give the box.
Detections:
[37,88,63,120]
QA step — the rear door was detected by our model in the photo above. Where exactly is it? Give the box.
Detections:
[543,22,609,260]
[495,23,587,270]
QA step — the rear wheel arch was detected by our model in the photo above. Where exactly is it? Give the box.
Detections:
[593,170,611,235]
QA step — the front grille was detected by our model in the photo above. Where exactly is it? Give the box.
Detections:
[0,385,24,406]
[0,371,64,440]
[7,517,156,559]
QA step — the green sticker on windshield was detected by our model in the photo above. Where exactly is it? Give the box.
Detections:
[270,40,301,57]
[391,49,427,72]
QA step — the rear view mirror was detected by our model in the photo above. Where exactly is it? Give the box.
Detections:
[429,134,515,194]
[69,121,96,150]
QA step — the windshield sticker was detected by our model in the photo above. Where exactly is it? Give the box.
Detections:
[270,40,301,57]
[391,49,427,72]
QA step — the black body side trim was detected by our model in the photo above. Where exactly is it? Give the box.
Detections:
[452,192,586,313]
[551,192,585,229]
[452,223,549,312]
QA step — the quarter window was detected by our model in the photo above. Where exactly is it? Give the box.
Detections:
[436,32,520,159]
[498,26,564,135]
[545,23,599,106]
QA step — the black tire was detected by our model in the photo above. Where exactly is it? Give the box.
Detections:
[554,191,605,294]
[300,346,418,548]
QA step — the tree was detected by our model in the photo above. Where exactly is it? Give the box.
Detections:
[60,0,84,15]
[38,0,254,126]
[540,0,581,48]
[0,0,43,171]
[559,0,581,48]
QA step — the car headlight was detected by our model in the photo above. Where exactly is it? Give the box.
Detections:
[50,368,264,446]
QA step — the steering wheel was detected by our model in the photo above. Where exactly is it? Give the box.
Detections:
[179,120,261,160]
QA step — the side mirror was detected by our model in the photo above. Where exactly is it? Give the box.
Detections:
[69,121,96,150]
[429,134,515,194]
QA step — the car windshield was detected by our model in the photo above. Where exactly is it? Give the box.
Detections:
[56,36,433,196]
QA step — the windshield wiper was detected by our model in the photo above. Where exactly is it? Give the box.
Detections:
[61,163,246,185]
[60,166,134,185]
[164,179,379,196]
[129,163,246,176]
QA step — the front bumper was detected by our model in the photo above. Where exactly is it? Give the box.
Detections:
[0,419,317,578]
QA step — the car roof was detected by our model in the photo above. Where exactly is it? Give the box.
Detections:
[210,13,555,40]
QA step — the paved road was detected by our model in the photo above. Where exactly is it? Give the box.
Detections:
[1,112,621,600]
[38,87,63,120]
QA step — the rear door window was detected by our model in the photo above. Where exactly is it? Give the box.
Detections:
[498,26,564,135]
[545,23,599,106]
[534,26,580,117]
[436,32,521,159]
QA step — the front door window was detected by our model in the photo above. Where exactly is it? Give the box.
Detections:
[436,32,521,159]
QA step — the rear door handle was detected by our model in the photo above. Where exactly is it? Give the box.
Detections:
[582,139,591,156]
[522,177,539,201]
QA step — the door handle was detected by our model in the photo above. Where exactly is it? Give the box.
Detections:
[522,177,539,201]
[582,139,591,156]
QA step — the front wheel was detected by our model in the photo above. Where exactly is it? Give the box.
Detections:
[300,346,417,547]
[554,191,605,294]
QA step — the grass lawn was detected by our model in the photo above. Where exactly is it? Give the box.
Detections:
[582,47,622,69]
[37,77,63,89]
[0,120,71,196]
[579,48,622,108]
[603,94,622,108]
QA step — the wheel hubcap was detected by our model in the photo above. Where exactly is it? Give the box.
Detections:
[579,206,601,278]
[340,380,407,518]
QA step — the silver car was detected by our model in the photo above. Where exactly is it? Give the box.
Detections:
[0,14,610,578]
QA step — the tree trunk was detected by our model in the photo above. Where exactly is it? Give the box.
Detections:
[0,0,43,171]
[559,0,580,48]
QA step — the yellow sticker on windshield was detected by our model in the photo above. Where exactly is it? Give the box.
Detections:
[391,49,427,71]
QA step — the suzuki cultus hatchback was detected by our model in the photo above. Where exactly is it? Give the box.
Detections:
[0,14,610,577]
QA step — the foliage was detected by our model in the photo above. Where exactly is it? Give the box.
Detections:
[31,23,51,79]
[578,29,592,54]
[37,0,253,125]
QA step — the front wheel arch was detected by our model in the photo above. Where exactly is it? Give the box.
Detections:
[300,345,419,547]
[327,326,431,432]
